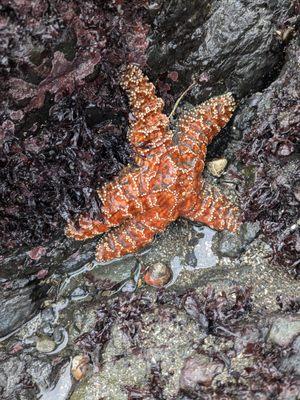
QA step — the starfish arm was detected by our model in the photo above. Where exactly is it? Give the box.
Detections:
[178,93,236,148]
[96,207,174,262]
[66,169,146,240]
[65,216,109,240]
[66,159,177,242]
[181,183,241,232]
[121,65,173,160]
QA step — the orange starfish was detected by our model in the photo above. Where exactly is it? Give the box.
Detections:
[66,65,240,262]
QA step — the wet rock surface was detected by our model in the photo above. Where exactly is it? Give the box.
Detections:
[149,0,292,100]
[215,222,260,258]
[0,280,42,338]
[72,301,203,400]
[0,247,299,399]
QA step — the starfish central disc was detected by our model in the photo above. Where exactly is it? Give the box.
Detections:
[66,65,240,262]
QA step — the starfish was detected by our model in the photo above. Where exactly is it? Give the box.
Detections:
[66,65,240,262]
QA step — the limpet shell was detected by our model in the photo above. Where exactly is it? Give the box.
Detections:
[207,158,228,177]
[71,354,90,381]
[143,262,172,287]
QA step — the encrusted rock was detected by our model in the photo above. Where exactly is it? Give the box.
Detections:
[179,354,223,389]
[268,316,300,347]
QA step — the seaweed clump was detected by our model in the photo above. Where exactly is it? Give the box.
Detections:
[0,0,149,254]
[237,41,300,276]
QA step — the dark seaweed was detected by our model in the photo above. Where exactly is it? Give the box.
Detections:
[237,40,300,276]
[0,0,149,254]
[180,286,252,335]
[75,287,300,399]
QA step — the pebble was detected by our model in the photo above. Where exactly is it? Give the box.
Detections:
[215,231,243,258]
[36,335,56,353]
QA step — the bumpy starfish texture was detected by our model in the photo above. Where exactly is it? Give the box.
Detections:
[66,65,240,262]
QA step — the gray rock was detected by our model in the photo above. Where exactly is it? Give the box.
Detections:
[240,222,260,245]
[149,0,291,99]
[0,355,30,399]
[25,357,53,389]
[0,284,38,338]
[215,231,243,258]
[268,315,300,347]
[293,335,300,353]
[280,354,300,376]
[215,222,260,258]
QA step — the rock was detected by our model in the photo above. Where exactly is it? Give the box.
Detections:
[0,356,27,398]
[149,0,291,99]
[88,257,133,284]
[214,231,243,258]
[71,303,204,399]
[180,354,223,389]
[268,315,300,347]
[240,222,260,244]
[280,354,300,376]
[234,40,300,274]
[0,235,96,281]
[36,335,56,353]
[68,306,98,343]
[0,283,39,338]
[25,357,53,389]
[0,353,53,399]
[215,222,260,258]
[40,362,73,400]
[292,335,300,353]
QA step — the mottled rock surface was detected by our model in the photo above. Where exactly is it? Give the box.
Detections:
[268,315,300,347]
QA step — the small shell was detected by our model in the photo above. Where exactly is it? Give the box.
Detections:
[71,354,90,381]
[207,158,228,177]
[143,262,172,287]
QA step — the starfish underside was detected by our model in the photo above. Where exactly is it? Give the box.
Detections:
[66,65,240,262]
